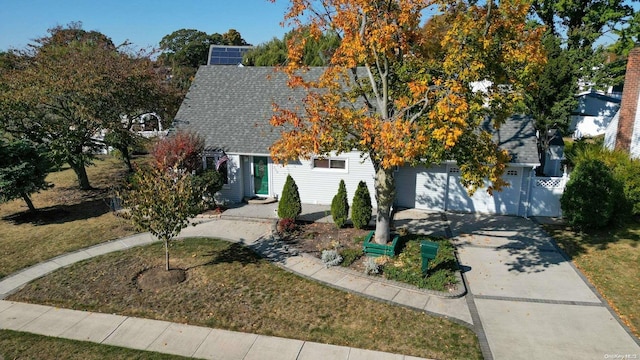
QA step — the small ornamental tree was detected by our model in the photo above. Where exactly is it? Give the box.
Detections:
[278,174,302,220]
[152,131,204,173]
[0,138,53,211]
[560,158,621,229]
[331,179,349,228]
[119,166,202,271]
[352,181,372,230]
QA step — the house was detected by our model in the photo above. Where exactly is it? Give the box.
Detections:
[569,90,621,138]
[604,48,640,159]
[173,65,541,216]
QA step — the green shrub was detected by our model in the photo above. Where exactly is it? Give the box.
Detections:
[339,248,363,267]
[561,158,623,229]
[568,145,639,219]
[352,181,372,229]
[278,174,302,220]
[331,179,349,228]
[192,169,224,208]
[383,237,458,291]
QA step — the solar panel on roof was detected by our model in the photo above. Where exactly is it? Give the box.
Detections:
[208,45,253,65]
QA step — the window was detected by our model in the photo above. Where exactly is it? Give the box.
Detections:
[313,158,346,170]
[506,169,519,176]
[205,155,229,185]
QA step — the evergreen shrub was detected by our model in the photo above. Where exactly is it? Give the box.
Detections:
[278,174,302,220]
[352,181,372,229]
[331,179,349,228]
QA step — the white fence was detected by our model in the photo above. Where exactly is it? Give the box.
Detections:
[528,176,567,217]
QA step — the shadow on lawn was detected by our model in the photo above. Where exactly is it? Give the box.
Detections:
[193,242,262,269]
[2,198,111,225]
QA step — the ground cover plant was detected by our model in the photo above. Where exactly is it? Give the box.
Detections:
[545,222,640,339]
[0,156,137,278]
[0,330,189,360]
[282,222,460,292]
[8,237,482,360]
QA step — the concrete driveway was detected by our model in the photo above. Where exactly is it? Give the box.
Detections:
[445,213,640,359]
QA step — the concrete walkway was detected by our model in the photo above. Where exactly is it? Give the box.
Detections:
[0,206,444,360]
[447,213,640,360]
[1,204,638,359]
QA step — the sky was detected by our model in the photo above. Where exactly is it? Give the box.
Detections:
[0,0,292,52]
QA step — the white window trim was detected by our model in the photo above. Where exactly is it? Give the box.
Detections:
[203,155,231,189]
[311,157,349,173]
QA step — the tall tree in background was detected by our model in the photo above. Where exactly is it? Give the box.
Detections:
[0,23,173,188]
[525,0,636,142]
[244,28,341,66]
[270,0,545,244]
[159,28,250,89]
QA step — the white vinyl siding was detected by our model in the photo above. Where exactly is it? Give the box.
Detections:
[213,154,243,204]
[271,151,376,207]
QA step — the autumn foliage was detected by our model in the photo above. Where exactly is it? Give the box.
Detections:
[152,131,204,173]
[269,0,545,244]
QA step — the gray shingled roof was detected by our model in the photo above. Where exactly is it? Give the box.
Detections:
[173,66,319,155]
[484,114,540,165]
[174,65,540,164]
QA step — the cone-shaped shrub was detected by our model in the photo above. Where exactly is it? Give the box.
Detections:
[278,174,302,220]
[352,181,372,229]
[331,179,349,228]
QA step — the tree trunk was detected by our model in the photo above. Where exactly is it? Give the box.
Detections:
[70,162,91,190]
[21,192,36,212]
[164,238,170,271]
[120,145,134,173]
[373,165,396,245]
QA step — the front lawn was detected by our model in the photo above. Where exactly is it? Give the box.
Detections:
[8,237,482,360]
[0,330,188,359]
[0,156,137,278]
[545,222,640,338]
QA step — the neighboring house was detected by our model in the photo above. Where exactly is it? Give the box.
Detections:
[173,65,541,216]
[569,90,621,138]
[605,48,640,159]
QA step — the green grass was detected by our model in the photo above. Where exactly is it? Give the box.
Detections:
[545,222,640,338]
[8,237,482,360]
[0,156,138,278]
[0,330,189,359]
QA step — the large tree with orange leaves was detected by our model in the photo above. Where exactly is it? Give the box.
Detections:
[269,0,545,244]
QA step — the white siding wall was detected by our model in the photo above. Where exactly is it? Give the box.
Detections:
[214,154,244,204]
[270,151,377,207]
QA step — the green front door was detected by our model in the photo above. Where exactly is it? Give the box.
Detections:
[253,156,269,195]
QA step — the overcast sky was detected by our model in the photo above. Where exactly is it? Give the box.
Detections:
[0,0,292,51]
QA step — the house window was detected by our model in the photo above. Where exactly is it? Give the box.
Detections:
[313,158,346,170]
[506,169,519,176]
[449,167,460,174]
[205,155,229,185]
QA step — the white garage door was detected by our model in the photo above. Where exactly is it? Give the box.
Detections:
[446,167,522,215]
[415,165,447,211]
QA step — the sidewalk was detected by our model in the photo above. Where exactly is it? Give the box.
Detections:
[0,205,455,360]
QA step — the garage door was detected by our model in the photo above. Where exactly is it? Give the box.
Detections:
[415,165,447,211]
[446,167,521,215]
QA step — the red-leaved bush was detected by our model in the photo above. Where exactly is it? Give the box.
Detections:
[152,131,204,173]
